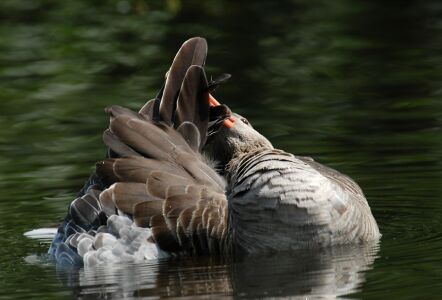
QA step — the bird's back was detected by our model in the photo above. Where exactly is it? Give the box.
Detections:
[227,149,381,253]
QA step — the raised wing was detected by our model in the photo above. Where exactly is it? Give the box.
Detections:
[49,38,232,266]
[98,105,229,256]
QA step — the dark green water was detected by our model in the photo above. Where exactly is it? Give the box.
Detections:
[1,1,442,299]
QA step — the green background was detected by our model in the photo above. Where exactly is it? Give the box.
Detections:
[0,0,441,298]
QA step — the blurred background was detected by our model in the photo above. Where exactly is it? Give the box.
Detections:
[0,0,442,299]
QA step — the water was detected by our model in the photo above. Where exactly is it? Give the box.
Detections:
[1,0,442,299]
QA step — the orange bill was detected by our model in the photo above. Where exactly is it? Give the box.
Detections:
[208,93,220,107]
[208,93,235,128]
[224,116,236,128]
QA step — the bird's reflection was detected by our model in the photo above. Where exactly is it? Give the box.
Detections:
[56,242,379,299]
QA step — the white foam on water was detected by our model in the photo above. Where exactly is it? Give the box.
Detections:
[24,228,58,240]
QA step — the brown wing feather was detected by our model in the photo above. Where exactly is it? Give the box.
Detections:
[106,105,146,121]
[177,122,201,152]
[110,116,193,160]
[174,65,209,148]
[138,99,156,119]
[96,157,189,186]
[95,103,228,256]
[102,129,141,158]
[150,215,181,252]
[98,188,116,217]
[160,37,208,125]
[147,171,195,199]
[133,200,163,227]
[107,182,158,215]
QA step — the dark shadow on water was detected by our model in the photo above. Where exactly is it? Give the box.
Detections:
[54,243,379,299]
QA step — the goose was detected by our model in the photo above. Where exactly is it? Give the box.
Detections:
[47,37,380,266]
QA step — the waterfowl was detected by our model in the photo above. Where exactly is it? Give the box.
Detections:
[48,37,380,266]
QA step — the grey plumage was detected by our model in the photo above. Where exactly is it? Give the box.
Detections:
[227,148,380,253]
[69,189,105,230]
[204,111,380,253]
[48,37,380,267]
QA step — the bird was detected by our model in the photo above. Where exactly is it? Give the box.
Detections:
[47,37,380,267]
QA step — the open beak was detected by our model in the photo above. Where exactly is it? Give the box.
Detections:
[208,94,236,128]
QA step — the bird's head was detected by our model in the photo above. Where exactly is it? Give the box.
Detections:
[204,95,273,169]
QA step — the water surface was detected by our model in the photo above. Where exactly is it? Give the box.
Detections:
[1,1,442,299]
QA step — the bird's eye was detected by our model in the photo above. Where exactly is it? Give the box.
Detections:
[241,117,249,125]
